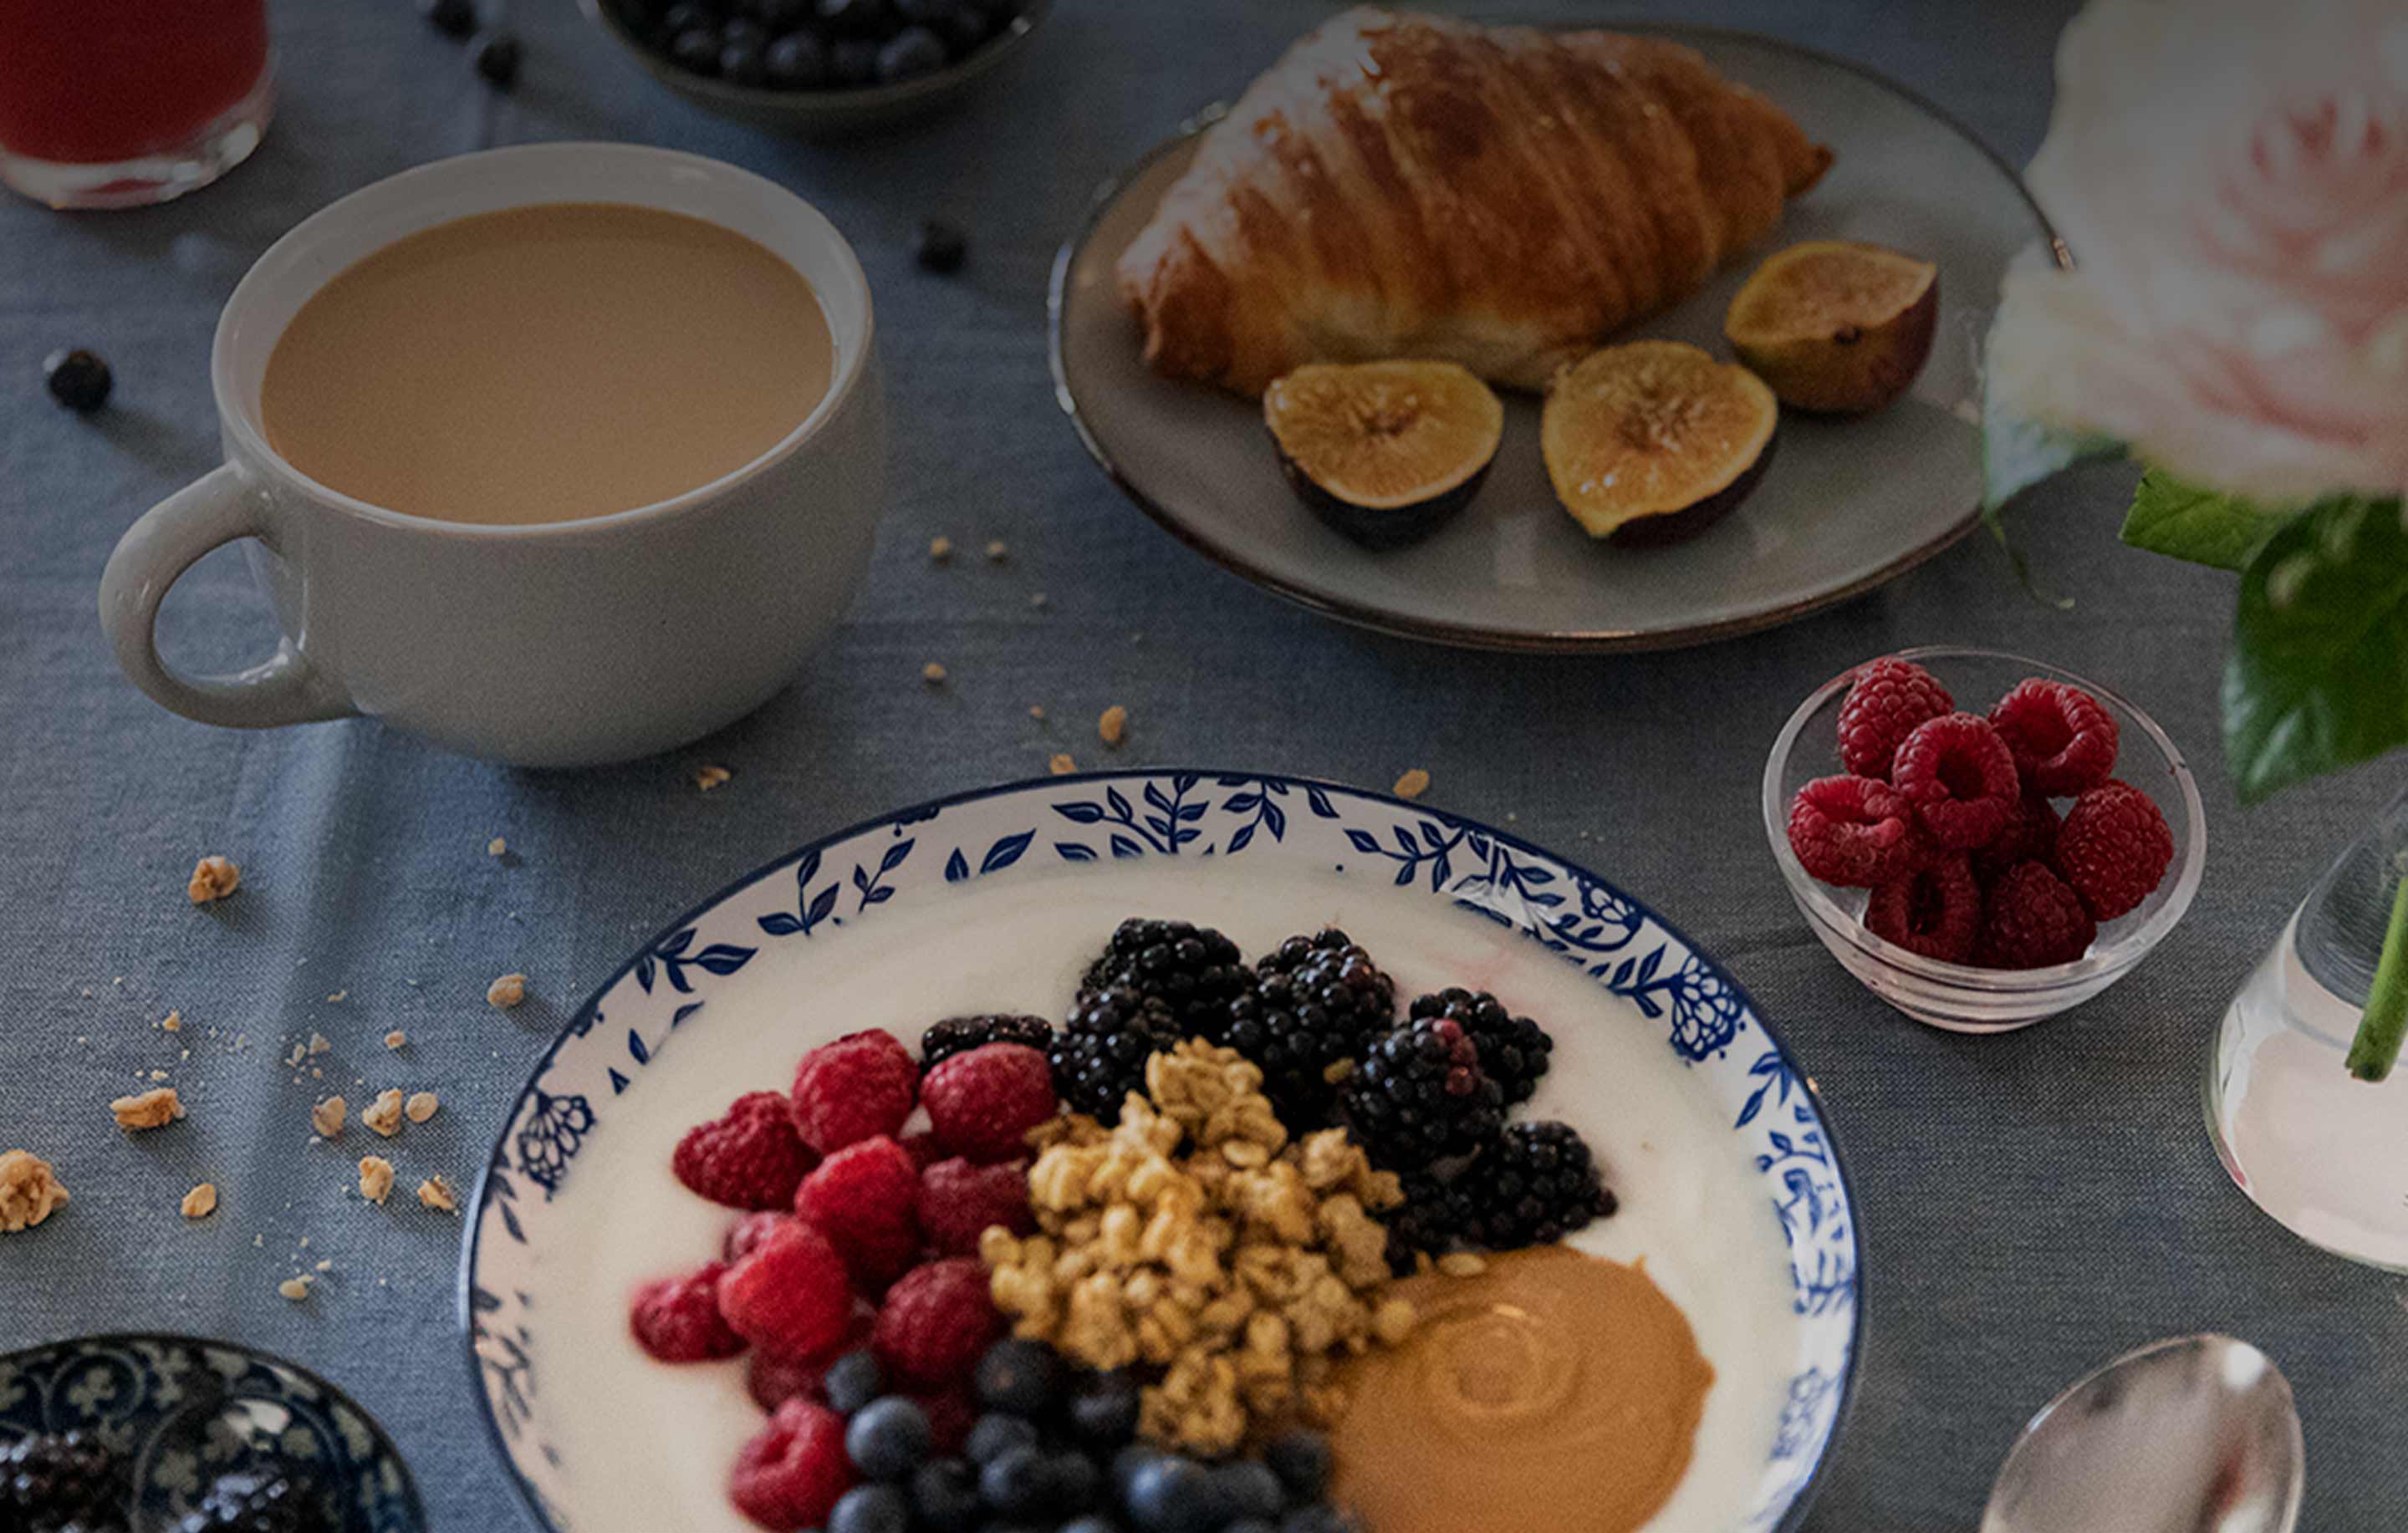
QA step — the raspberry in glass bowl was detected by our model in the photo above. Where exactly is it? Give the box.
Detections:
[1762,646,2206,1032]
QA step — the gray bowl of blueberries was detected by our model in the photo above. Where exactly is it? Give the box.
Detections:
[580,0,1048,135]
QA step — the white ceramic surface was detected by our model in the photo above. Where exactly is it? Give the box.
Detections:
[464,772,1862,1533]
[97,142,885,768]
[1051,27,2060,651]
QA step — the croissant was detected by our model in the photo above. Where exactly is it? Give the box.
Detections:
[1117,8,1834,395]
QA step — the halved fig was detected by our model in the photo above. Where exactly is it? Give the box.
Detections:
[1724,240,1939,415]
[1539,340,1778,544]
[1263,360,1503,550]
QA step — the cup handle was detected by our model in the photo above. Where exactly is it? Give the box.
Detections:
[98,465,356,730]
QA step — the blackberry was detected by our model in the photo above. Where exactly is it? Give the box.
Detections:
[3,1431,125,1529]
[1406,990,1552,1106]
[1379,1169,1477,1272]
[921,1014,1054,1072]
[1049,986,1181,1123]
[1339,1016,1502,1172]
[1460,1122,1616,1250]
[1078,919,1247,1037]
[174,1470,329,1533]
[1212,930,1395,1127]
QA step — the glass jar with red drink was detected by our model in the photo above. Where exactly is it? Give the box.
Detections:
[0,0,274,210]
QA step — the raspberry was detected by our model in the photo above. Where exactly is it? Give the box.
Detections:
[1785,775,1926,888]
[921,1043,1059,1164]
[1862,853,1982,964]
[919,1157,1036,1256]
[873,1257,1003,1390]
[673,1092,816,1210]
[724,1210,797,1264]
[630,1261,746,1363]
[1989,678,2119,797]
[730,1398,855,1530]
[1835,656,1954,779]
[1972,793,2062,886]
[791,1031,919,1156]
[718,1221,859,1361]
[898,1130,943,1171]
[1976,862,2098,968]
[1890,713,2021,851]
[746,1305,875,1412]
[794,1137,922,1286]
[2053,781,2174,921]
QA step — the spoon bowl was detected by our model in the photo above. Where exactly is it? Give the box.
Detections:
[1982,1333,2303,1533]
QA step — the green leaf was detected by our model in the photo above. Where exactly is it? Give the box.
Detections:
[2225,495,2408,802]
[2121,470,2287,571]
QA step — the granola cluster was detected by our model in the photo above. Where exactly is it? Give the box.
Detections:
[0,1150,69,1233]
[982,1041,1411,1455]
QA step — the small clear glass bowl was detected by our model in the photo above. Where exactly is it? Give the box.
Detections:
[1763,645,2207,1032]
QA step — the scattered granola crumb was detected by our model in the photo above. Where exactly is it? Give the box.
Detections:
[326,990,349,1004]
[311,1097,346,1138]
[417,1175,458,1214]
[487,836,508,857]
[186,855,240,904]
[160,1011,181,1033]
[181,1183,217,1220]
[694,764,732,792]
[1048,753,1076,777]
[1436,1251,1487,1277]
[147,1069,169,1082]
[487,972,527,1010]
[1098,705,1129,748]
[922,662,948,685]
[1029,705,1046,721]
[358,1156,395,1204]
[361,1089,406,1138]
[110,1087,184,1131]
[284,1042,306,1069]
[928,535,954,563]
[1029,592,1049,609]
[307,1032,331,1057]
[0,1151,69,1233]
[984,539,1008,563]
[383,1031,406,1052]
[1393,768,1432,801]
[314,1258,333,1273]
[278,1275,312,1301]
[405,1091,440,1125]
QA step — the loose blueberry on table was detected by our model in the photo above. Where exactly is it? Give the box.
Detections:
[1786,654,2175,968]
[616,0,1026,89]
[629,916,1625,1530]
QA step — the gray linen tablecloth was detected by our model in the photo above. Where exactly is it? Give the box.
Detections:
[4,1,2403,1528]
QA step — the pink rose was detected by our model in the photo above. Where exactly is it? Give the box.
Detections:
[1986,0,2408,505]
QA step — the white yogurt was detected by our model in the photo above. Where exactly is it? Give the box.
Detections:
[531,858,1798,1533]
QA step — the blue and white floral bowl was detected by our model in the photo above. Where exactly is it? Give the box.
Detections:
[0,1333,422,1532]
[462,772,1862,1533]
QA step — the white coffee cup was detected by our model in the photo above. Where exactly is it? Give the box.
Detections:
[99,142,885,768]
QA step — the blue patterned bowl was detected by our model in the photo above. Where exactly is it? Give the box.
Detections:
[462,772,1862,1533]
[0,1333,422,1532]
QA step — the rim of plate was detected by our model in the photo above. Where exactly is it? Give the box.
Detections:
[0,1331,428,1531]
[457,768,1866,1533]
[1047,20,2073,654]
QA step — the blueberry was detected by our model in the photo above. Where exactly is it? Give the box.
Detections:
[763,28,829,85]
[937,7,990,52]
[42,349,110,414]
[974,1339,1062,1417]
[875,23,945,81]
[963,1413,1040,1467]
[823,1350,885,1416]
[1278,1509,1359,1533]
[1108,1444,1164,1505]
[1261,1431,1330,1503]
[1123,1455,1219,1533]
[670,24,722,71]
[913,219,969,275]
[894,0,959,21]
[829,36,880,83]
[1060,1520,1122,1533]
[846,1397,932,1480]
[470,30,521,86]
[754,0,811,27]
[659,1,715,33]
[1227,1523,1277,1533]
[909,1458,982,1533]
[1048,1451,1101,1513]
[419,0,477,38]
[814,0,888,33]
[1215,1462,1283,1523]
[978,1445,1051,1518]
[719,35,768,82]
[720,14,766,44]
[829,1483,911,1533]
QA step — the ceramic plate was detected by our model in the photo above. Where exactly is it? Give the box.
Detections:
[462,772,1861,1533]
[1050,26,2063,651]
[0,1333,423,1533]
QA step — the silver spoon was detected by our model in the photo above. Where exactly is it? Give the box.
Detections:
[1982,1333,2304,1533]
